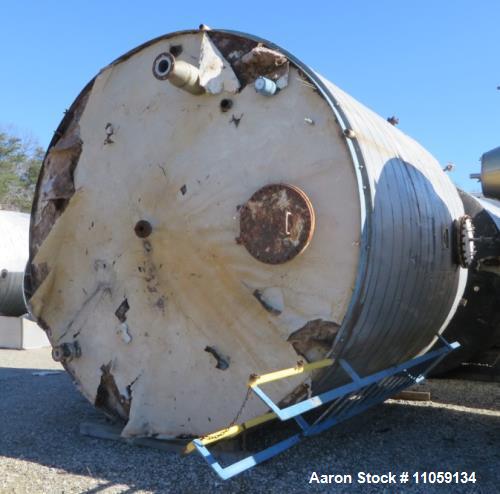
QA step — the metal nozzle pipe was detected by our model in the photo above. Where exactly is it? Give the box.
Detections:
[152,52,205,95]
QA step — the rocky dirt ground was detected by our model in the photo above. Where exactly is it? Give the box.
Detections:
[0,348,498,493]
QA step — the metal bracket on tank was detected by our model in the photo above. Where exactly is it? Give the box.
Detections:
[189,337,459,480]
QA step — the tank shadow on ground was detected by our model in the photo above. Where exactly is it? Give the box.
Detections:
[0,367,498,493]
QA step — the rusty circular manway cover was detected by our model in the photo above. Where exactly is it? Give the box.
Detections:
[237,184,315,264]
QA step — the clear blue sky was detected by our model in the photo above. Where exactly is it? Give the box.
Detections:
[2,1,498,191]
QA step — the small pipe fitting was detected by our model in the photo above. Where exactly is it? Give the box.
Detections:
[255,77,277,96]
[343,128,356,139]
[152,52,205,95]
[52,341,81,363]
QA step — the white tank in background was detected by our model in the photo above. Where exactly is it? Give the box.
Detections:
[0,210,29,316]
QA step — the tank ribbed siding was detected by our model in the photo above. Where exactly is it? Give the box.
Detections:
[24,29,467,437]
[317,78,467,384]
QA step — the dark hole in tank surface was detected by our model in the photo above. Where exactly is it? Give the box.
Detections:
[220,99,233,112]
[52,198,67,211]
[158,60,169,74]
[134,220,152,238]
[115,298,130,323]
[169,45,183,57]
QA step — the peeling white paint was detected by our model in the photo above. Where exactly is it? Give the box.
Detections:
[198,33,240,94]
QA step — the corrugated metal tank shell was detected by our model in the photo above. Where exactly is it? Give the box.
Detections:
[315,78,467,382]
[0,210,29,316]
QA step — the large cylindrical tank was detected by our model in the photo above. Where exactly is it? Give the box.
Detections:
[433,190,500,373]
[25,29,468,438]
[0,210,29,316]
[471,146,500,199]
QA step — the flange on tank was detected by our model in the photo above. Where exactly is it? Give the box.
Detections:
[25,28,468,438]
[431,190,500,374]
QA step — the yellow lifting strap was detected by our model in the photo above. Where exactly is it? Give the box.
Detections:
[184,358,334,454]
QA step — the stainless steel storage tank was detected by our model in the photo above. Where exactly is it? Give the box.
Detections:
[25,29,468,438]
[471,146,500,199]
[0,210,29,316]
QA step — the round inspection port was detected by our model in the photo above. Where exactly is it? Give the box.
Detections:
[237,184,315,264]
[152,52,174,80]
[134,220,153,238]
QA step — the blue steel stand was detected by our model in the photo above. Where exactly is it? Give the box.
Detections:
[193,337,459,480]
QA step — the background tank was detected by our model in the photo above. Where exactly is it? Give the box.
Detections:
[432,190,500,374]
[0,210,29,316]
[24,29,467,438]
[471,146,500,199]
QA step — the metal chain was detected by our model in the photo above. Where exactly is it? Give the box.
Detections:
[229,386,253,427]
[199,386,253,441]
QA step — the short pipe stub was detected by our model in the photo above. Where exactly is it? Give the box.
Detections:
[152,52,204,95]
[255,77,277,96]
[52,342,81,363]
[152,52,175,80]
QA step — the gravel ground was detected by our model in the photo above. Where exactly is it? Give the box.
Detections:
[0,348,498,494]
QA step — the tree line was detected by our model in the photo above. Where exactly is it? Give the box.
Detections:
[0,129,43,212]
